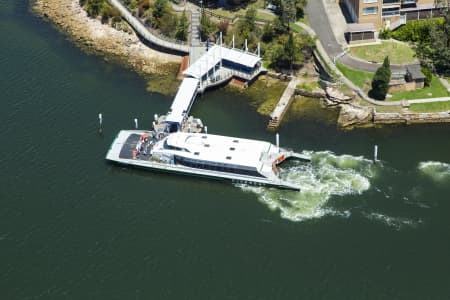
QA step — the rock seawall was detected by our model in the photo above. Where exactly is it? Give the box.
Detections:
[33,0,181,76]
[374,111,450,124]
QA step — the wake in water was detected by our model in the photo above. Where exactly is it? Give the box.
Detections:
[363,212,422,230]
[418,161,450,184]
[239,151,378,221]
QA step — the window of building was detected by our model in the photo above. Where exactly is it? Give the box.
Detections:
[363,0,377,3]
[362,6,378,15]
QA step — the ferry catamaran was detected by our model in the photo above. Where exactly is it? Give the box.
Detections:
[106,129,310,191]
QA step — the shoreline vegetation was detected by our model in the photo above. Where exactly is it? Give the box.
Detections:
[32,0,182,95]
[30,0,315,111]
[32,0,450,128]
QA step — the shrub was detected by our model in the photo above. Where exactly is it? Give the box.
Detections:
[421,66,432,87]
[391,18,443,43]
[379,28,392,40]
[159,12,177,37]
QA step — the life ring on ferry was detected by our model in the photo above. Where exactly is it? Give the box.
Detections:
[275,154,285,164]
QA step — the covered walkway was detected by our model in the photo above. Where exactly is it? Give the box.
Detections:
[166,78,200,128]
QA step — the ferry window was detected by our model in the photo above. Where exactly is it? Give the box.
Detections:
[194,152,199,155]
[204,144,210,147]
[229,147,235,151]
[233,140,239,143]
[202,136,207,139]
[226,156,232,160]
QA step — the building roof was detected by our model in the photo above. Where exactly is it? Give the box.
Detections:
[165,78,199,124]
[345,23,376,33]
[183,45,261,79]
[407,65,426,80]
[163,132,276,168]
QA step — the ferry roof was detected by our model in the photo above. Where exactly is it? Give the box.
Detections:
[164,132,276,168]
[166,78,200,125]
[183,45,261,79]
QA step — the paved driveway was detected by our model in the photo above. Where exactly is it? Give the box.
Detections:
[305,0,343,59]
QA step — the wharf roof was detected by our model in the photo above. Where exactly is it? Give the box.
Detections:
[166,78,199,124]
[183,45,261,79]
[165,132,275,168]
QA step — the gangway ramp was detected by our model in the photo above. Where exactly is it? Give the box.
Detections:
[166,78,200,129]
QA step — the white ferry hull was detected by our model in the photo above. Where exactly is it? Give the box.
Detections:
[106,130,303,191]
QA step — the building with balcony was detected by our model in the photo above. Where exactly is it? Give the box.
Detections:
[341,0,443,44]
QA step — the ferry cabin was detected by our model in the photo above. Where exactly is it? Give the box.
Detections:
[151,132,281,179]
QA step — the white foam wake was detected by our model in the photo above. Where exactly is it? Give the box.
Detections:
[364,212,422,230]
[239,151,376,221]
[418,161,450,184]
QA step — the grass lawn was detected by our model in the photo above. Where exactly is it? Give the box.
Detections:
[297,81,320,92]
[299,15,309,25]
[336,62,374,91]
[410,101,450,112]
[389,76,450,101]
[350,41,417,65]
[210,8,275,22]
[209,0,275,22]
[289,23,303,33]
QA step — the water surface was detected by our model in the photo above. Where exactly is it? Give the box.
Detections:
[1,1,450,299]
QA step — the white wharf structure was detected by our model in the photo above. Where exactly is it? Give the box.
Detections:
[105,33,310,190]
[165,43,264,131]
[184,45,264,92]
[106,130,310,191]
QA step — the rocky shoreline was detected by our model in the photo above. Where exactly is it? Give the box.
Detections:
[32,0,181,77]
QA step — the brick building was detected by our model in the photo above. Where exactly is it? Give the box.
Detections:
[341,0,443,43]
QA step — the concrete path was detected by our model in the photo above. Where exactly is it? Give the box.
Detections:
[339,53,410,73]
[108,0,189,53]
[268,77,302,128]
[190,10,201,47]
[439,77,450,93]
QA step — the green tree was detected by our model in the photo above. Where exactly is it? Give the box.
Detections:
[262,22,275,42]
[175,10,189,41]
[153,0,167,20]
[85,0,104,17]
[421,66,432,87]
[243,7,257,33]
[159,12,178,36]
[199,10,216,40]
[295,0,307,19]
[265,33,306,71]
[284,32,301,72]
[370,56,391,100]
[281,0,296,30]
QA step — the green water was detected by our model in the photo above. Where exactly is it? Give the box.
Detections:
[1,1,450,299]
